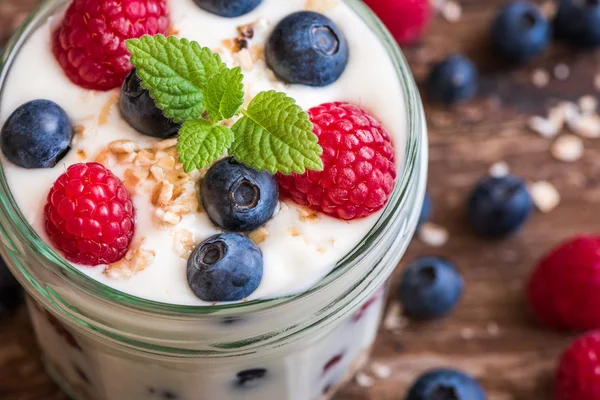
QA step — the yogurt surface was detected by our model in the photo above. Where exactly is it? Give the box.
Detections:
[0,0,406,305]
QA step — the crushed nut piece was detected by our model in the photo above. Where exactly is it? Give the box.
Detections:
[553,63,570,80]
[237,23,255,39]
[98,94,119,125]
[74,124,85,138]
[370,363,392,379]
[298,208,319,223]
[305,0,339,12]
[104,239,155,279]
[76,149,87,161]
[249,227,269,244]
[123,168,146,192]
[235,49,254,71]
[551,134,584,162]
[489,161,509,178]
[442,1,462,22]
[109,140,139,154]
[418,222,449,247]
[531,68,550,88]
[174,229,195,258]
[530,180,560,213]
[355,373,374,388]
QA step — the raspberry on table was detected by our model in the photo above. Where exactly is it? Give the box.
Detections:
[52,0,169,91]
[44,162,136,266]
[277,102,396,221]
[526,235,600,331]
[555,331,600,400]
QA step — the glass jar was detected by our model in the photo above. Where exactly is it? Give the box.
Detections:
[0,1,427,399]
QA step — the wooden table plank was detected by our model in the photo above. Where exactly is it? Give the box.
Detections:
[0,1,597,399]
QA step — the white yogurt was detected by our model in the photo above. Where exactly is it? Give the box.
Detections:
[0,0,406,305]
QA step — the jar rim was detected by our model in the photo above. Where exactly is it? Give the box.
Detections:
[0,0,425,317]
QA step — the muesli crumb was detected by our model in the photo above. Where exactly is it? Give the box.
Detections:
[551,134,584,162]
[298,208,319,223]
[174,229,195,259]
[98,94,119,126]
[305,0,339,12]
[530,181,561,213]
[418,222,449,247]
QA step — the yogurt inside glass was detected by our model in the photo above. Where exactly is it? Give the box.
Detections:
[0,0,427,399]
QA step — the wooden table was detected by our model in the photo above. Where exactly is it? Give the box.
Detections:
[0,0,598,399]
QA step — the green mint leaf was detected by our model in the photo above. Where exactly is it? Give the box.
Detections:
[230,91,323,174]
[177,119,233,172]
[205,67,245,123]
[126,35,226,122]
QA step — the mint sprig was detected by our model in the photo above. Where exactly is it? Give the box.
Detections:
[126,35,323,175]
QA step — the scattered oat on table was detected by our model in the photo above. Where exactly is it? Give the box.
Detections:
[531,68,550,88]
[418,223,449,247]
[530,181,561,213]
[489,161,510,178]
[553,63,570,80]
[370,362,392,380]
[383,302,406,331]
[551,134,584,162]
[441,1,462,22]
[579,95,598,114]
[460,327,475,340]
[355,372,374,388]
[487,321,500,337]
[528,115,560,138]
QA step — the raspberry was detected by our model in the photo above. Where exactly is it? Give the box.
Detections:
[52,0,169,91]
[526,236,600,331]
[277,102,396,221]
[363,0,431,45]
[44,162,136,266]
[555,331,600,400]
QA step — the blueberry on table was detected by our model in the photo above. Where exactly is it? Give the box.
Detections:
[491,1,550,62]
[266,11,349,87]
[398,256,463,320]
[193,0,262,18]
[1,100,73,169]
[406,369,486,400]
[425,55,478,104]
[201,157,278,232]
[467,175,533,238]
[0,257,23,317]
[555,0,600,48]
[187,233,263,302]
[120,69,181,139]
[236,368,268,388]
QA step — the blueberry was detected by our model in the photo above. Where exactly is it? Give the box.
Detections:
[398,257,463,320]
[193,0,262,17]
[120,69,181,139]
[0,257,23,317]
[266,11,349,87]
[236,368,268,388]
[425,55,478,105]
[187,233,263,301]
[419,193,432,225]
[555,0,600,48]
[491,1,550,62]
[1,100,73,169]
[201,157,278,232]
[467,175,533,238]
[406,369,486,400]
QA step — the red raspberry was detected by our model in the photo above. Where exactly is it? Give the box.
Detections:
[526,236,600,331]
[44,162,136,266]
[364,0,431,45]
[52,0,169,91]
[277,102,396,221]
[555,331,600,400]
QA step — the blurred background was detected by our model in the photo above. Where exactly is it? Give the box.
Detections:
[0,0,599,399]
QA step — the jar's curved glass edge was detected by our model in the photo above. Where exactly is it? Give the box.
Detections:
[0,0,426,317]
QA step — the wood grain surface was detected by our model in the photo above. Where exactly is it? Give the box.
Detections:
[0,0,598,399]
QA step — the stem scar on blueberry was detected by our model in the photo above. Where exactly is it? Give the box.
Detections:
[312,26,340,55]
[200,242,225,266]
[233,179,260,211]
